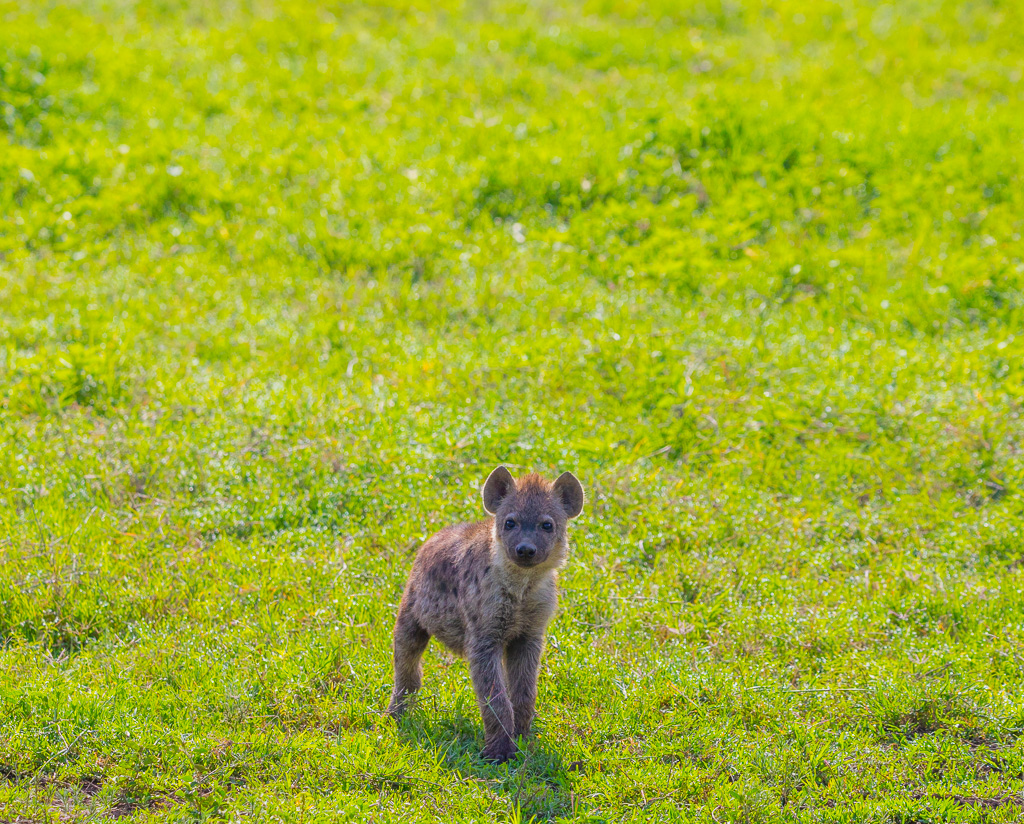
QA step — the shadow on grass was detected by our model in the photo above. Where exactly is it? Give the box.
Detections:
[395,712,589,822]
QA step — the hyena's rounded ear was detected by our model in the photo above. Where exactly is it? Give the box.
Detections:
[482,466,516,514]
[553,472,585,519]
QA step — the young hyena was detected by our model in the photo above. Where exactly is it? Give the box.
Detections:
[387,466,585,762]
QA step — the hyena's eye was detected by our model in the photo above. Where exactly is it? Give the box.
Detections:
[504,518,516,530]
[542,521,554,532]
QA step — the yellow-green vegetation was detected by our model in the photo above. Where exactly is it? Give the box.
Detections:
[2,0,1023,820]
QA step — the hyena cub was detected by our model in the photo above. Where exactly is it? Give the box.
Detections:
[387,466,585,762]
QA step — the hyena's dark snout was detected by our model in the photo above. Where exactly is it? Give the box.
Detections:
[515,542,537,560]
[511,541,548,567]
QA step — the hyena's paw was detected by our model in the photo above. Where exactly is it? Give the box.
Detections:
[387,692,411,720]
[480,737,517,764]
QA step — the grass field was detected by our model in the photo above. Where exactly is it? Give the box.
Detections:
[2,0,1024,820]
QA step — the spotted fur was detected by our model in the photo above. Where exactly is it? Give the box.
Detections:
[387,467,585,762]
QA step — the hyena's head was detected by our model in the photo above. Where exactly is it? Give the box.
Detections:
[482,466,584,571]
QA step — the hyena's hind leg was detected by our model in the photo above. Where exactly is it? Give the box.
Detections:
[387,607,430,718]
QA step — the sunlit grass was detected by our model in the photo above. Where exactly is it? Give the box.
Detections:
[2,0,1023,820]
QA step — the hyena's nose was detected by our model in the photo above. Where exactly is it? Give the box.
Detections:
[516,543,537,559]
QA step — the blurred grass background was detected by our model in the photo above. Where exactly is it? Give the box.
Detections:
[1,0,1023,820]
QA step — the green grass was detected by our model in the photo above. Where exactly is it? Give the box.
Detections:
[2,0,1023,819]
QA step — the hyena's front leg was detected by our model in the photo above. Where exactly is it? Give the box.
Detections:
[468,639,516,762]
[387,607,430,719]
[505,634,544,739]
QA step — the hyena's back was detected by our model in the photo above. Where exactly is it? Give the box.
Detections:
[400,521,492,655]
